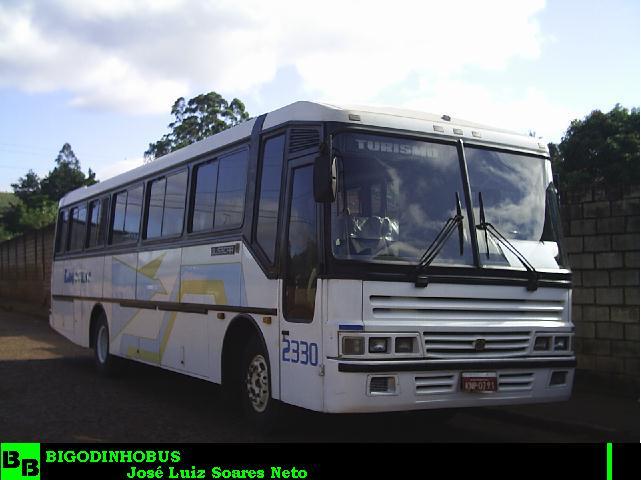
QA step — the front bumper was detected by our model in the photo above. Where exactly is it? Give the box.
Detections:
[323,356,575,413]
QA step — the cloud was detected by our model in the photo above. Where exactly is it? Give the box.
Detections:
[402,81,580,142]
[93,156,144,182]
[0,0,548,115]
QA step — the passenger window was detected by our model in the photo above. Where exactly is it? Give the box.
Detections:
[111,184,143,244]
[87,199,102,248]
[124,185,143,241]
[284,165,318,323]
[190,161,218,232]
[99,197,110,243]
[69,205,87,251]
[214,150,248,230]
[55,209,70,253]
[146,177,166,239]
[111,191,127,243]
[162,170,187,236]
[256,135,285,262]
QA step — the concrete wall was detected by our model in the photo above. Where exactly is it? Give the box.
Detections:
[561,185,639,383]
[0,224,54,308]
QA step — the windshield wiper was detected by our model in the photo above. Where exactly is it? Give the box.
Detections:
[476,191,539,291]
[414,193,464,286]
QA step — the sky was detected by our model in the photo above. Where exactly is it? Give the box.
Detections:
[0,0,638,191]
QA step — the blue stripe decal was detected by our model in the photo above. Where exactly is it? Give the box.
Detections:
[339,324,364,331]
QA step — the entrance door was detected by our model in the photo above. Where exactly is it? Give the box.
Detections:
[279,161,324,411]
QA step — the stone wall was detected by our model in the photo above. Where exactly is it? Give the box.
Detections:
[561,185,639,384]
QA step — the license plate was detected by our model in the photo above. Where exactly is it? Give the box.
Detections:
[461,372,497,393]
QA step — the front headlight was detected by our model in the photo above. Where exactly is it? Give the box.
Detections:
[554,336,569,351]
[368,337,389,354]
[395,337,415,353]
[342,336,365,355]
[534,336,551,351]
[339,332,421,357]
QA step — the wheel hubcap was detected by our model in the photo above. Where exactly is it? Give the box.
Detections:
[245,354,269,413]
[97,325,108,364]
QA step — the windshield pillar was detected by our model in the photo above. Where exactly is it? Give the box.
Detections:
[456,140,480,267]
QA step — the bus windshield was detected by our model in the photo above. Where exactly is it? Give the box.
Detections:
[330,132,554,267]
[465,146,548,267]
[331,132,474,266]
[466,147,546,241]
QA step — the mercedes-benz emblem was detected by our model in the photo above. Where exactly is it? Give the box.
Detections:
[473,339,486,351]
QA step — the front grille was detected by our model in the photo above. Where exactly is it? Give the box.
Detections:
[415,373,457,395]
[498,372,534,392]
[423,331,531,359]
[369,295,564,322]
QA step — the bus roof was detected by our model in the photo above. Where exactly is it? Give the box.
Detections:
[60,101,548,207]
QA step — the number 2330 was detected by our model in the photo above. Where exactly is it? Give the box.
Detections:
[282,339,318,366]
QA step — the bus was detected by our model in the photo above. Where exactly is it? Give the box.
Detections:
[50,101,574,427]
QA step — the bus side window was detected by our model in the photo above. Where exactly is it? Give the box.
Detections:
[55,209,70,253]
[146,177,166,239]
[111,184,143,244]
[99,197,110,245]
[147,170,188,239]
[124,185,143,242]
[87,199,101,248]
[190,160,218,232]
[69,204,87,251]
[162,170,187,236]
[111,190,128,244]
[256,134,285,262]
[214,149,248,230]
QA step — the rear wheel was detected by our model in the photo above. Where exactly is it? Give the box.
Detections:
[240,337,280,431]
[93,314,119,376]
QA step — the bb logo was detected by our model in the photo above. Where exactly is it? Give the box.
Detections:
[1,443,40,480]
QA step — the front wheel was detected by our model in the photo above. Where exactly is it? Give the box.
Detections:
[240,337,280,431]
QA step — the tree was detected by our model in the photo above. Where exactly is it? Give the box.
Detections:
[550,104,639,189]
[0,142,97,237]
[0,192,18,241]
[1,199,58,233]
[144,92,250,161]
[40,143,97,201]
[11,170,44,207]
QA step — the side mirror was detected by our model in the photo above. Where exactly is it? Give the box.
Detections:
[313,153,337,203]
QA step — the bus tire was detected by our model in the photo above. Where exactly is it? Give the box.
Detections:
[240,336,280,432]
[93,314,119,376]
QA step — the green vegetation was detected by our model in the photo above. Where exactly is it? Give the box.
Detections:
[0,192,18,241]
[144,91,250,161]
[549,104,639,190]
[0,192,16,211]
[0,143,96,240]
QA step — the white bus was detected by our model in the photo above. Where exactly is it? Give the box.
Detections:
[50,101,574,427]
